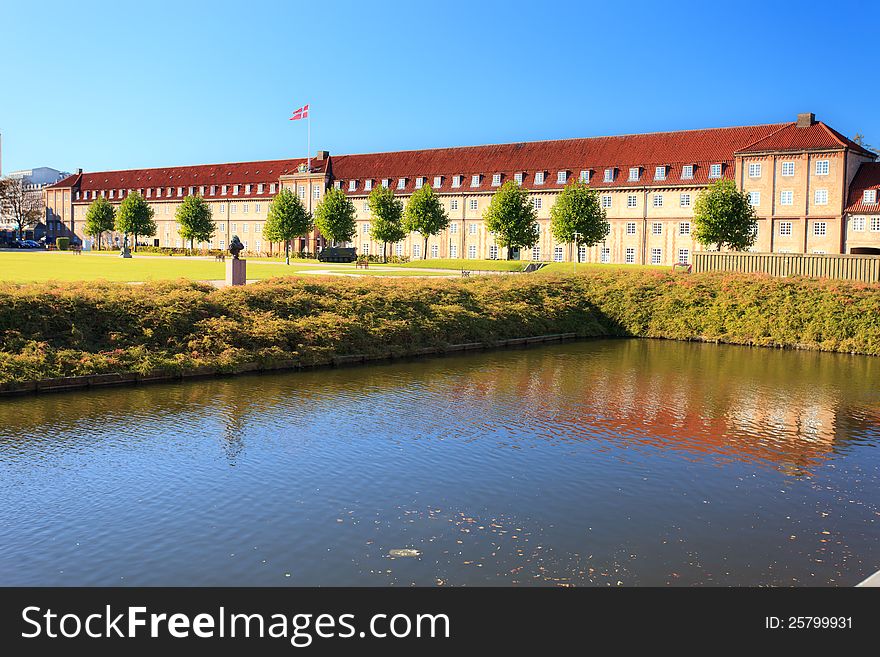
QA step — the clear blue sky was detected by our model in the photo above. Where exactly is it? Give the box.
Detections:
[1,0,878,174]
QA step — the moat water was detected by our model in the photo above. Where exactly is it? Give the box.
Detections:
[1,339,878,586]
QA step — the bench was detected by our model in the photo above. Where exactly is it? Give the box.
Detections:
[461,270,471,277]
[671,262,692,274]
[215,254,226,262]
[356,260,369,269]
[71,245,82,255]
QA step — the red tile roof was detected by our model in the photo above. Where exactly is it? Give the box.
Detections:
[736,121,875,156]
[49,157,323,201]
[330,123,787,194]
[845,162,880,214]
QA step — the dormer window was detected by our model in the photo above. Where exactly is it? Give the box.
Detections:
[864,189,878,204]
[397,177,406,189]
[682,165,694,179]
[75,191,81,200]
[492,173,502,186]
[146,189,152,198]
[628,167,641,181]
[120,189,125,198]
[604,168,615,183]
[433,176,442,188]
[270,183,276,193]
[222,185,228,194]
[514,172,524,184]
[654,166,666,180]
[245,184,252,194]
[155,188,162,198]
[176,187,182,196]
[109,190,115,199]
[364,179,372,191]
[452,175,462,188]
[709,164,722,178]
[382,179,390,188]
[348,180,357,191]
[199,186,205,195]
[189,186,195,195]
[257,183,264,194]
[415,177,425,189]
[534,171,545,185]
[579,170,590,183]
[556,171,568,184]
[470,174,481,187]
[334,181,342,190]
[232,185,240,195]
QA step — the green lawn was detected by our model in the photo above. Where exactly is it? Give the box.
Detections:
[396,258,527,271]
[538,261,666,275]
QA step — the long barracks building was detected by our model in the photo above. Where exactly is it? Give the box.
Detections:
[45,112,880,264]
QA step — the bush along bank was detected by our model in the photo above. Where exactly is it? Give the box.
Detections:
[0,270,877,388]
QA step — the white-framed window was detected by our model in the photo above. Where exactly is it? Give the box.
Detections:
[863,189,878,204]
[604,168,615,183]
[812,250,826,254]
[382,178,390,188]
[468,244,477,259]
[600,246,610,263]
[433,176,442,188]
[627,195,637,208]
[219,223,225,232]
[682,165,694,179]
[492,173,502,186]
[468,223,478,235]
[395,242,404,256]
[270,183,276,193]
[514,172,523,184]
[679,221,691,235]
[257,183,264,194]
[871,217,880,232]
[363,201,369,212]
[232,185,239,196]
[532,245,541,261]
[244,184,251,194]
[469,199,478,211]
[231,223,237,232]
[450,222,458,234]
[748,191,760,206]
[626,222,636,235]
[219,203,226,212]
[255,240,261,252]
[652,222,662,235]
[412,243,421,258]
[709,163,722,178]
[241,222,248,232]
[397,177,406,190]
[430,244,439,258]
[219,240,225,249]
[654,166,666,180]
[553,246,564,262]
[242,203,249,214]
[254,222,261,232]
[650,248,662,264]
[814,189,828,205]
[297,185,305,199]
[313,187,320,200]
[779,221,792,236]
[109,189,114,199]
[815,160,830,176]
[362,243,370,255]
[165,205,171,214]
[535,171,545,185]
[678,248,690,264]
[556,171,567,184]
[231,205,237,214]
[782,162,795,177]
[364,180,372,191]
[780,190,794,206]
[533,198,542,210]
[679,193,691,208]
[450,199,459,211]
[852,217,865,231]
[579,170,590,183]
[489,244,499,259]
[748,163,762,178]
[625,247,635,264]
[449,243,457,258]
[452,175,462,188]
[652,194,663,207]
[362,223,370,233]
[628,167,640,181]
[813,221,827,236]
[348,180,357,191]
[601,195,612,208]
[578,244,586,261]
[416,177,425,189]
[470,174,481,187]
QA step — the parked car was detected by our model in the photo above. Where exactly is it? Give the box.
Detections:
[22,240,41,249]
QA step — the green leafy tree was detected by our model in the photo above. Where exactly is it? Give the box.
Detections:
[403,184,448,259]
[692,179,757,251]
[314,187,357,249]
[367,185,405,262]
[483,180,538,259]
[176,195,215,252]
[264,188,312,264]
[549,182,609,262]
[115,190,156,252]
[83,196,116,250]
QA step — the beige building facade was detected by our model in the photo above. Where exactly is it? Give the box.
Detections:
[45,113,877,264]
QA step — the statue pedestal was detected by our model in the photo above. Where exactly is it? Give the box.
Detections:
[226,258,246,286]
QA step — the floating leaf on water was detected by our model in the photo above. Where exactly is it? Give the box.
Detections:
[389,548,422,558]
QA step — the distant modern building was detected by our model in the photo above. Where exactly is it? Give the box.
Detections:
[2,166,71,241]
[44,113,878,262]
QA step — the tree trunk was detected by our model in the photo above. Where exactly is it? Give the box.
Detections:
[383,242,387,263]
[423,236,428,259]
[285,240,290,265]
[507,246,514,260]
[190,238,194,253]
[134,233,138,252]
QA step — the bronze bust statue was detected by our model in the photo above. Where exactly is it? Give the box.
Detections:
[229,235,244,259]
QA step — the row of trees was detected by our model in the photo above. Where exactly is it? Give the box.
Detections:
[81,178,757,259]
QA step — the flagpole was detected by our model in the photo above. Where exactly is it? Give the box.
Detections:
[307,111,311,173]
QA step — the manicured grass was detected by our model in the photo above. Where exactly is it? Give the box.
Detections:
[396,258,527,271]
[0,270,878,384]
[538,262,666,275]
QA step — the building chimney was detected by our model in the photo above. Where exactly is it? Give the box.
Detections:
[76,168,83,174]
[796,112,815,128]
[315,150,329,161]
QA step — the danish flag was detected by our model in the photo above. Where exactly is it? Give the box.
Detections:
[289,104,309,121]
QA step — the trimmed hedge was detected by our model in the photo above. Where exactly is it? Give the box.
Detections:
[0,270,877,383]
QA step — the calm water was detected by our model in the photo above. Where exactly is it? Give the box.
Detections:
[1,339,878,587]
